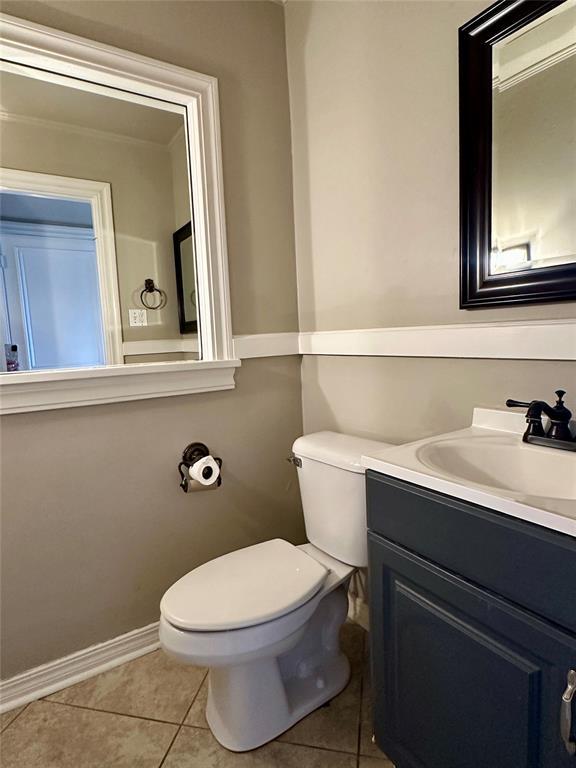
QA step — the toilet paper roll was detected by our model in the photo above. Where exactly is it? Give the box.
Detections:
[188,455,220,486]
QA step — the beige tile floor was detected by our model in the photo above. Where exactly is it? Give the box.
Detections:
[0,624,394,768]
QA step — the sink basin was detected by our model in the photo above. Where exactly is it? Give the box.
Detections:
[417,434,576,500]
[362,408,576,536]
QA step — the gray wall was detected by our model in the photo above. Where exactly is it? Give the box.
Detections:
[1,357,304,678]
[285,0,575,330]
[302,356,576,444]
[0,0,302,679]
[285,1,575,436]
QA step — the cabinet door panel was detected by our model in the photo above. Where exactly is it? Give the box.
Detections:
[369,533,576,768]
[392,583,538,767]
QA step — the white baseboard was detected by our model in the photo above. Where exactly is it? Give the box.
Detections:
[0,622,160,714]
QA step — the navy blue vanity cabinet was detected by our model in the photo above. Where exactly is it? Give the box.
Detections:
[367,471,576,768]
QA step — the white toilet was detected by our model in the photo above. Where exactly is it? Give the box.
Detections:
[159,431,388,752]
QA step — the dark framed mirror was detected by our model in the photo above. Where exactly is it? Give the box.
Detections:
[173,221,198,334]
[459,0,576,308]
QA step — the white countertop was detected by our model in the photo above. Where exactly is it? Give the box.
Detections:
[361,408,576,538]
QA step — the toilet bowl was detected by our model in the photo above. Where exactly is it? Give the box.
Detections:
[160,431,389,752]
[161,542,354,751]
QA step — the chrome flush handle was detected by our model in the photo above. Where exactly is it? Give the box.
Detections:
[286,454,302,468]
[561,669,576,756]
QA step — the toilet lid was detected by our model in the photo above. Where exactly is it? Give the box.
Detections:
[160,539,329,631]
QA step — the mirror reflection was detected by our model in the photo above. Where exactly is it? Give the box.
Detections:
[173,222,198,335]
[491,0,576,276]
[0,66,199,372]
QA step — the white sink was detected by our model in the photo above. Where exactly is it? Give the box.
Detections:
[361,407,576,538]
[417,434,576,501]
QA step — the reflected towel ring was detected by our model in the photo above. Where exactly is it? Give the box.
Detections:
[140,278,167,310]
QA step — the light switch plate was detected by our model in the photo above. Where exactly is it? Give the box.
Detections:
[129,309,147,327]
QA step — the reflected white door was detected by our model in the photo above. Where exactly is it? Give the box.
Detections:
[0,225,106,370]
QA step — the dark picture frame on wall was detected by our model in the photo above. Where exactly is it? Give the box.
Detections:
[173,221,199,334]
[459,0,576,308]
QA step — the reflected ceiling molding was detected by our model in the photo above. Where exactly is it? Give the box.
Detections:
[0,110,175,151]
[493,3,576,91]
[493,41,576,90]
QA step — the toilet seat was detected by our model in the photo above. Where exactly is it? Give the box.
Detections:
[160,539,329,632]
[160,544,354,672]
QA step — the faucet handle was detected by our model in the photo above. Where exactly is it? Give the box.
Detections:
[555,389,567,404]
[552,390,570,423]
[547,390,572,442]
[506,397,545,439]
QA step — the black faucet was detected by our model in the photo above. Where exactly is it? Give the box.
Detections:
[506,390,576,451]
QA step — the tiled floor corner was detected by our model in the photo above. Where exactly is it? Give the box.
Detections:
[0,625,395,768]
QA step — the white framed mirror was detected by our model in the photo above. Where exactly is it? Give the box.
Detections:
[0,13,237,413]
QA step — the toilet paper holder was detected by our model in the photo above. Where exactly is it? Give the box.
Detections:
[178,442,222,493]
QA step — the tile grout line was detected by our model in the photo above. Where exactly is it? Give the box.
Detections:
[42,697,185,727]
[173,664,363,758]
[157,669,209,768]
[174,672,362,757]
[268,737,359,757]
[180,670,208,727]
[157,724,182,768]
[0,702,31,734]
[175,724,367,761]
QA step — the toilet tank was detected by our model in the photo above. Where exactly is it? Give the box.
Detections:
[292,431,390,567]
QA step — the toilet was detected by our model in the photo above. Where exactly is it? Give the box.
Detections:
[159,431,388,752]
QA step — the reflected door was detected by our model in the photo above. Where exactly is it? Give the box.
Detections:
[0,226,105,370]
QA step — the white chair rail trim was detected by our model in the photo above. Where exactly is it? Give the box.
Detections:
[298,320,576,361]
[123,333,300,359]
[0,622,160,714]
[122,322,576,361]
[233,333,300,358]
[1,322,573,414]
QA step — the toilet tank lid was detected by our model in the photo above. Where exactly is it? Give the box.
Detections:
[292,431,391,473]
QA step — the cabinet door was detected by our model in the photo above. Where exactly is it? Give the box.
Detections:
[369,533,576,768]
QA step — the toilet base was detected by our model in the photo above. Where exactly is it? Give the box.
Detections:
[205,585,350,752]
